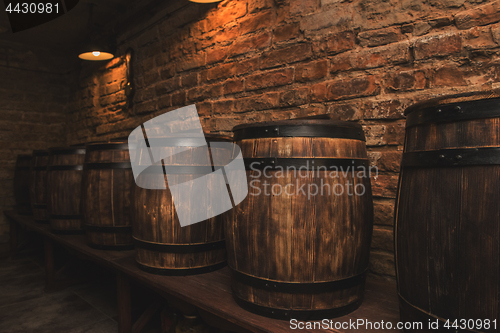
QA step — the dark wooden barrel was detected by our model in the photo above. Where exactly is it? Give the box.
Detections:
[131,135,230,275]
[396,91,500,332]
[226,120,373,320]
[14,154,33,215]
[46,146,86,234]
[82,141,133,250]
[30,150,49,223]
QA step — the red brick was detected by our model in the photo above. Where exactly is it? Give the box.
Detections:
[207,0,247,28]
[160,65,176,80]
[363,99,407,119]
[324,31,356,54]
[454,1,500,30]
[235,58,260,76]
[187,84,223,102]
[431,66,467,87]
[429,16,453,28]
[327,76,380,101]
[214,117,239,132]
[281,105,326,119]
[171,91,186,106]
[363,125,386,146]
[462,26,497,50]
[413,32,462,60]
[181,72,198,88]
[327,102,362,120]
[279,87,309,107]
[260,43,312,69]
[369,151,402,173]
[371,174,399,198]
[191,20,209,37]
[212,27,241,45]
[155,77,181,96]
[385,70,426,92]
[134,100,157,115]
[224,78,245,95]
[310,82,327,102]
[385,121,405,145]
[401,24,413,34]
[157,95,171,109]
[413,22,432,36]
[273,22,301,43]
[133,87,155,104]
[207,48,228,65]
[245,68,294,91]
[357,27,401,47]
[373,199,396,226]
[331,41,410,72]
[207,63,236,82]
[372,227,393,251]
[234,92,279,112]
[328,53,351,73]
[379,151,402,173]
[229,32,272,57]
[296,60,328,82]
[212,99,236,114]
[248,0,272,13]
[143,71,160,86]
[178,53,206,71]
[154,52,170,67]
[196,102,212,116]
[238,10,275,35]
[290,0,319,16]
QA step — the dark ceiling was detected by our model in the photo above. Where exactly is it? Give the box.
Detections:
[0,0,147,51]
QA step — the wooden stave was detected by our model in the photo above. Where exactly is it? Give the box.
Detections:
[46,147,86,234]
[30,150,49,223]
[131,138,230,275]
[396,95,500,331]
[226,121,373,319]
[82,142,134,250]
[14,154,33,216]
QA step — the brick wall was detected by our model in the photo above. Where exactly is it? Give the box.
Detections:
[0,41,71,254]
[69,0,500,278]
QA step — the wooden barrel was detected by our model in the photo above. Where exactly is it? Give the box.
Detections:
[30,150,49,223]
[82,141,134,250]
[14,154,33,215]
[226,120,373,320]
[132,135,230,275]
[396,92,500,332]
[47,146,86,234]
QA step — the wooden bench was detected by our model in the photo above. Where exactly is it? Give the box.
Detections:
[5,210,401,333]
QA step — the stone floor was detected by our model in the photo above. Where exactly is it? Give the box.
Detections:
[0,234,162,333]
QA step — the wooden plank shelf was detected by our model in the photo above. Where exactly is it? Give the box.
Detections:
[5,211,401,333]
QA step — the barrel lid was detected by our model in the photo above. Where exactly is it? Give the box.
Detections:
[404,90,500,128]
[133,133,232,148]
[232,120,365,141]
[49,146,86,155]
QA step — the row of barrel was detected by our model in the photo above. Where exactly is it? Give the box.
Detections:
[11,91,500,328]
[13,122,373,320]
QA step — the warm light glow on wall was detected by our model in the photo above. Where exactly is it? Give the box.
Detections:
[78,51,114,61]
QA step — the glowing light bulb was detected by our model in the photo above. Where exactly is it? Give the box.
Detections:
[92,51,101,57]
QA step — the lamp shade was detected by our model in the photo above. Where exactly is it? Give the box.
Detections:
[78,40,115,61]
[79,51,114,61]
